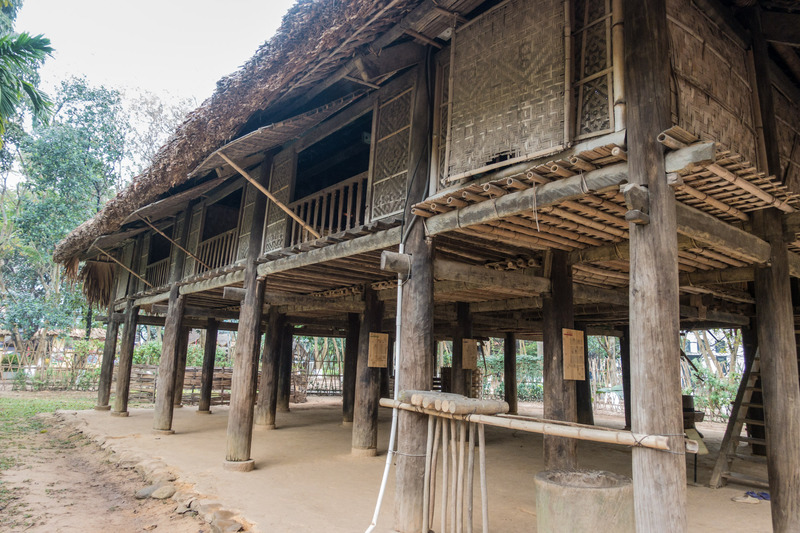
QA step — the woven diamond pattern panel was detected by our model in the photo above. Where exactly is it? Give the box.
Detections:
[447,0,565,178]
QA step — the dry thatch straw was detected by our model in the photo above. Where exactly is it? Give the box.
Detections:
[53,0,416,266]
[79,260,115,308]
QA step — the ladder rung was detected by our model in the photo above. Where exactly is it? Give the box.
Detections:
[741,403,764,409]
[732,453,768,465]
[721,471,770,489]
[743,418,765,426]
[745,387,762,392]
[735,436,767,445]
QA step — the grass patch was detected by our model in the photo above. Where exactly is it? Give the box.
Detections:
[0,394,95,470]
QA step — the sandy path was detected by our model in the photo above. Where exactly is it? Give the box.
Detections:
[0,412,208,533]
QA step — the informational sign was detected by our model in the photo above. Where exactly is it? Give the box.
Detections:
[462,339,478,370]
[368,332,390,368]
[562,328,586,381]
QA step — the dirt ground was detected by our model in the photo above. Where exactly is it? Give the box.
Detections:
[1,391,774,532]
[0,390,208,533]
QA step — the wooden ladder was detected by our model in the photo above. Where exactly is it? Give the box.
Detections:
[709,351,768,489]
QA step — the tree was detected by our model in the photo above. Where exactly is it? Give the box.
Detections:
[0,31,52,139]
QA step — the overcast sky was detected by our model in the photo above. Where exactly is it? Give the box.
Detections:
[16,0,297,103]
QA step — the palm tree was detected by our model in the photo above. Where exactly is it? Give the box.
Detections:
[0,31,52,139]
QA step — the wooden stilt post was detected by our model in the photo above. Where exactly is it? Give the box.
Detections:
[96,311,119,410]
[504,332,518,415]
[747,8,800,529]
[624,0,687,528]
[224,158,270,471]
[542,250,577,469]
[394,59,434,532]
[152,286,185,432]
[352,286,384,455]
[576,325,594,426]
[112,298,139,417]
[620,326,631,430]
[197,319,218,414]
[254,309,284,428]
[173,326,190,407]
[276,324,293,412]
[753,210,800,529]
[342,312,360,424]
[452,302,473,397]
[153,203,193,433]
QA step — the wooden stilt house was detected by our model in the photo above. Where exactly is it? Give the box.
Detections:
[55,0,800,530]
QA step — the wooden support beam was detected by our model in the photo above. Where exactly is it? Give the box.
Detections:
[342,313,360,424]
[394,61,434,533]
[224,159,270,470]
[424,142,714,236]
[575,325,594,426]
[504,332,518,415]
[276,324,293,413]
[152,204,194,433]
[542,250,577,469]
[180,270,246,297]
[624,0,687,528]
[197,319,218,414]
[620,326,631,430]
[257,226,401,277]
[112,299,139,417]
[95,307,119,410]
[761,11,800,47]
[254,309,285,428]
[381,250,412,277]
[172,326,190,407]
[679,267,755,286]
[750,7,800,529]
[434,258,550,294]
[151,303,240,321]
[352,286,384,456]
[152,287,185,432]
[675,203,770,264]
[451,302,473,396]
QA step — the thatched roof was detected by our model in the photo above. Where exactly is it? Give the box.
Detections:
[53,0,424,264]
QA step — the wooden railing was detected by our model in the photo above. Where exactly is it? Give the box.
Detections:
[144,257,170,287]
[196,228,239,273]
[288,172,368,247]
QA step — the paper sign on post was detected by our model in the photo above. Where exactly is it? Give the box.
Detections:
[462,339,478,370]
[368,332,389,368]
[562,328,586,381]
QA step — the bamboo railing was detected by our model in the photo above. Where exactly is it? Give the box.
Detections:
[196,228,239,273]
[288,172,368,246]
[144,257,170,288]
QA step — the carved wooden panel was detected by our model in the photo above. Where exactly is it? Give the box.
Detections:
[263,151,294,253]
[183,204,203,278]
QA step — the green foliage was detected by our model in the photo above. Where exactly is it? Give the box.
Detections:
[133,339,230,367]
[1,350,19,368]
[0,395,94,436]
[133,340,162,366]
[0,31,52,138]
[684,365,740,420]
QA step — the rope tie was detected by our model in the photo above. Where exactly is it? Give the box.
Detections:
[532,184,540,232]
[579,171,590,195]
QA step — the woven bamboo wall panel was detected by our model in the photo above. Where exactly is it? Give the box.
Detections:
[773,85,800,192]
[183,205,203,278]
[263,151,293,253]
[447,0,565,178]
[667,0,756,163]
[372,85,413,221]
[236,181,258,261]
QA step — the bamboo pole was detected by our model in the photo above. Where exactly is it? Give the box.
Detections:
[92,245,152,288]
[466,422,476,533]
[478,424,488,533]
[441,419,449,533]
[217,152,322,238]
[422,415,434,533]
[136,215,212,270]
[449,419,457,533]
[430,418,442,528]
[707,163,795,213]
[379,399,696,453]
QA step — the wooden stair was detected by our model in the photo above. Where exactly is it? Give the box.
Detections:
[709,352,769,489]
